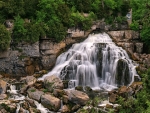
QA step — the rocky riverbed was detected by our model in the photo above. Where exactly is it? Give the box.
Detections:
[0,70,142,113]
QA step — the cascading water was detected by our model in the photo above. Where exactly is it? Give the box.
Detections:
[39,33,139,91]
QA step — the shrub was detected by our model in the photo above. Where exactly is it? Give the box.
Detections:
[0,24,11,51]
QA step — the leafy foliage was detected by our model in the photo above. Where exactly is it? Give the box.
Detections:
[0,24,11,51]
[1,0,150,50]
[117,69,150,113]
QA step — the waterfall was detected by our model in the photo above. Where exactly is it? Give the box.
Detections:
[39,33,139,91]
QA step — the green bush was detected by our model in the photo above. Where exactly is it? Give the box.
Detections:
[130,21,139,31]
[0,24,11,51]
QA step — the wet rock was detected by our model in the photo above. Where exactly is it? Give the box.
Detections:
[116,59,130,86]
[109,93,118,103]
[41,94,61,111]
[29,108,41,113]
[22,101,29,110]
[106,104,113,108]
[33,81,44,89]
[130,82,143,94]
[0,80,7,94]
[44,75,64,92]
[65,90,89,105]
[75,86,84,91]
[72,104,80,112]
[27,87,44,102]
[19,85,28,94]
[84,86,92,92]
[62,95,70,104]
[61,105,70,113]
[25,76,37,86]
[53,89,66,97]
[25,98,36,107]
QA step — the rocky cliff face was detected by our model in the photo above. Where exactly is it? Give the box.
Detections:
[0,20,148,77]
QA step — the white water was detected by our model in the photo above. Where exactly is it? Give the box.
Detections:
[34,101,50,113]
[7,85,18,94]
[39,33,139,91]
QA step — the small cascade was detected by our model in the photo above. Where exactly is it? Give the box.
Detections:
[16,101,29,113]
[39,33,139,91]
[7,85,18,94]
[34,101,50,113]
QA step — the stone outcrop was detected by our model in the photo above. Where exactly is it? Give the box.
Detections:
[44,75,64,92]
[41,94,61,111]
[108,82,143,103]
[27,87,44,102]
[25,76,36,86]
[65,90,89,105]
[107,30,143,55]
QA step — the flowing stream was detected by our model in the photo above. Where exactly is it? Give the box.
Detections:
[39,33,139,91]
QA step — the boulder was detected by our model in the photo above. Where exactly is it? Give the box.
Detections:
[53,89,66,97]
[65,90,89,105]
[109,93,117,103]
[25,76,36,86]
[61,105,70,113]
[62,95,70,104]
[25,98,36,107]
[19,85,28,94]
[44,75,64,92]
[0,94,7,100]
[27,87,44,102]
[41,94,61,111]
[0,80,7,94]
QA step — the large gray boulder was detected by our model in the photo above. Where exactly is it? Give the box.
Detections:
[65,90,89,105]
[44,75,64,92]
[27,87,44,102]
[41,94,61,111]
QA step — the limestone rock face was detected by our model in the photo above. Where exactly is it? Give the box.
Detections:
[65,90,89,105]
[41,94,61,111]
[135,43,143,53]
[41,55,56,69]
[0,80,7,94]
[27,87,44,102]
[108,31,125,41]
[44,75,64,92]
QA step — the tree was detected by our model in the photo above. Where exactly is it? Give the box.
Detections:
[0,24,11,51]
[4,0,25,17]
